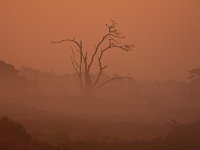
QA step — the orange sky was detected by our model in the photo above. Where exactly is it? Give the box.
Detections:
[0,0,200,80]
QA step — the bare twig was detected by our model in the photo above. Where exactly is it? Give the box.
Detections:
[94,76,132,90]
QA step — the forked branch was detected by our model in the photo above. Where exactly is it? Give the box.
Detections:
[52,38,87,89]
[95,76,132,90]
[92,21,133,88]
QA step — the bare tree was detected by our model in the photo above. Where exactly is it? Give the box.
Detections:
[52,20,133,96]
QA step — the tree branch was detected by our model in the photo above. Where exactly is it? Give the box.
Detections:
[91,20,133,88]
[52,38,82,48]
[88,20,124,70]
[88,34,110,70]
[52,38,86,88]
[94,76,132,90]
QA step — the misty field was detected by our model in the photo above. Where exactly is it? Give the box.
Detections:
[1,1,200,149]
[1,61,200,149]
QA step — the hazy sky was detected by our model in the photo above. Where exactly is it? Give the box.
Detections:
[0,0,199,80]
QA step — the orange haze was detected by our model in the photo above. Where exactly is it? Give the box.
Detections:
[0,0,200,80]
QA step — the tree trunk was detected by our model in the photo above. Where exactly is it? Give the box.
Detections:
[83,70,93,96]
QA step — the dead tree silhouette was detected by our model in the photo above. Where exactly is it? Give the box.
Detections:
[52,20,133,96]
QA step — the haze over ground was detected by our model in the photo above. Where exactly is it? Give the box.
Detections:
[1,1,200,148]
[0,0,200,80]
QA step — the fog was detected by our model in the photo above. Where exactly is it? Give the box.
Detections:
[1,0,200,149]
[1,60,200,145]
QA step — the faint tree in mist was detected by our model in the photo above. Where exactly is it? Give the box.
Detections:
[189,68,200,81]
[52,20,134,96]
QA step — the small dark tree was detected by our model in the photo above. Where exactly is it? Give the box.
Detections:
[52,20,133,96]
[189,68,200,81]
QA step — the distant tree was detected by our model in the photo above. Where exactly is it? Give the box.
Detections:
[52,20,133,96]
[0,61,19,79]
[188,68,200,100]
[0,61,28,86]
[0,61,39,97]
[189,68,200,81]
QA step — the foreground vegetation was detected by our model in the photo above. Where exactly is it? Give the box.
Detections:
[0,116,200,150]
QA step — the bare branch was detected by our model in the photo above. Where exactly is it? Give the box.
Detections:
[91,21,132,88]
[52,38,82,50]
[52,38,86,88]
[88,33,110,70]
[88,20,125,69]
[94,76,132,90]
[71,48,81,70]
[71,58,80,74]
